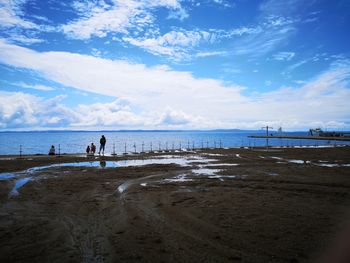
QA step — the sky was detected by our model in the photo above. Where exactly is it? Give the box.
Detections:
[0,0,349,131]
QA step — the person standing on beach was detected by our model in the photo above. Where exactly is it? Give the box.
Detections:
[99,135,106,155]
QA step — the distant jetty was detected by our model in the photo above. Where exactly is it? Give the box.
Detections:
[248,135,350,141]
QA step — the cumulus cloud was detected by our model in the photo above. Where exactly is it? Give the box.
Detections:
[157,108,204,126]
[0,91,206,129]
[0,40,349,130]
[73,100,145,127]
[0,91,76,128]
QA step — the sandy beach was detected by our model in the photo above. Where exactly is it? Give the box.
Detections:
[1,146,350,262]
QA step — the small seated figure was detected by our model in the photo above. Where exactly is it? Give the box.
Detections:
[86,145,90,155]
[48,145,55,155]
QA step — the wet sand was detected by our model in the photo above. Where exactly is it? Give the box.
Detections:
[1,147,350,262]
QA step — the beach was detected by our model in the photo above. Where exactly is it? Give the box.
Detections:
[1,146,350,262]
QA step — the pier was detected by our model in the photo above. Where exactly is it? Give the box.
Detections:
[248,135,350,141]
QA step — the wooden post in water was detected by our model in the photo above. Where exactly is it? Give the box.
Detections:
[19,145,22,158]
[141,142,144,153]
[192,141,195,150]
[179,142,182,151]
[158,142,161,151]
[133,143,136,154]
[206,141,209,149]
[150,142,153,153]
[219,139,222,149]
[124,143,127,155]
[262,126,273,150]
[112,143,117,156]
[58,144,61,157]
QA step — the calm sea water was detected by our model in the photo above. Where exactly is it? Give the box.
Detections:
[0,131,348,155]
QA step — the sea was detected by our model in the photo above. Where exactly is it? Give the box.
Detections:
[0,130,348,155]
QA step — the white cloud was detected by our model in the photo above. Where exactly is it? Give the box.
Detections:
[73,100,145,127]
[0,40,349,130]
[272,51,295,61]
[225,0,310,57]
[0,91,205,129]
[212,0,234,8]
[6,35,43,44]
[231,18,296,56]
[0,91,75,128]
[167,7,189,21]
[196,51,227,58]
[59,0,300,60]
[0,0,37,29]
[62,0,183,40]
[283,59,308,74]
[157,108,204,126]
[123,29,213,60]
[122,26,263,60]
[15,82,55,91]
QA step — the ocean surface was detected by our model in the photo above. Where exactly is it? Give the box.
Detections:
[0,130,348,155]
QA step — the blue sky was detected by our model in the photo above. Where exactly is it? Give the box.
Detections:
[0,0,349,130]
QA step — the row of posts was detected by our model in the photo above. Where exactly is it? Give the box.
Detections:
[17,139,346,156]
[111,140,223,155]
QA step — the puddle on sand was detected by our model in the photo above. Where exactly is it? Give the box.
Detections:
[203,163,239,167]
[0,156,221,181]
[118,182,131,193]
[204,153,224,157]
[0,157,16,161]
[271,156,283,160]
[271,157,307,165]
[117,174,163,194]
[314,163,350,168]
[207,175,237,179]
[175,187,194,193]
[164,174,193,183]
[0,173,16,180]
[288,159,305,164]
[9,177,32,196]
[192,168,222,176]
[266,172,279,176]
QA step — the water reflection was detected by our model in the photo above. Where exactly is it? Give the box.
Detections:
[100,160,106,168]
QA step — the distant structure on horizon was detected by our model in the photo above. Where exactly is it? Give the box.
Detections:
[309,128,350,138]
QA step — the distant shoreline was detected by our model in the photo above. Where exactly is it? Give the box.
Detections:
[1,129,349,133]
[0,129,264,133]
[0,129,302,133]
